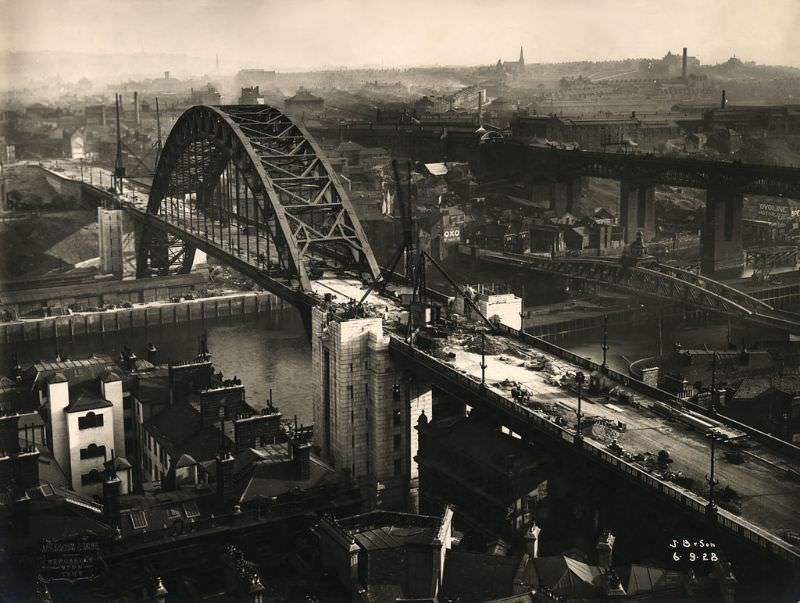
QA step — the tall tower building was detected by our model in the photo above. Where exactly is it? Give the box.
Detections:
[98,207,124,277]
[519,45,525,68]
[311,308,431,511]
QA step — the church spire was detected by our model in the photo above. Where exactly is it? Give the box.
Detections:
[519,45,525,66]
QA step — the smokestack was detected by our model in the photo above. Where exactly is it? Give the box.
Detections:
[146,342,158,364]
[721,90,727,109]
[134,91,141,127]
[682,48,688,79]
[477,90,483,126]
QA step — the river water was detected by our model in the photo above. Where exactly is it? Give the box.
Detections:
[0,301,314,424]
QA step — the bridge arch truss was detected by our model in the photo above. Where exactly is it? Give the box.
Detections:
[136,105,381,291]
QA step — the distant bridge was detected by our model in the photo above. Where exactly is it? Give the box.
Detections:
[482,143,800,275]
[460,245,800,332]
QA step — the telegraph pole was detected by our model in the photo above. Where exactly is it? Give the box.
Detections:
[575,371,586,443]
[711,351,718,415]
[480,330,487,387]
[601,314,609,372]
[155,97,163,169]
[113,94,126,195]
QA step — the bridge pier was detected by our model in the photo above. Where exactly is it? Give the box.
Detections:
[619,180,656,243]
[550,176,582,216]
[311,308,431,513]
[701,185,744,277]
[98,207,124,278]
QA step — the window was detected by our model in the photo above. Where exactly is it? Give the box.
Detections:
[393,409,401,427]
[218,405,226,419]
[394,459,401,476]
[394,434,401,451]
[129,510,148,530]
[183,501,200,519]
[80,443,106,460]
[78,412,104,430]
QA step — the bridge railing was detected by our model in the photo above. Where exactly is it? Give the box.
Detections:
[490,323,800,462]
[388,335,800,566]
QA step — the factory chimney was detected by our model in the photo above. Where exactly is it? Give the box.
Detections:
[721,89,727,109]
[134,91,141,128]
[682,48,688,79]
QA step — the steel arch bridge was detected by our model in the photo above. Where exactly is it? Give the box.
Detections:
[463,246,800,332]
[135,105,381,296]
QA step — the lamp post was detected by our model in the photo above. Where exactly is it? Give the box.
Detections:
[575,371,586,443]
[705,429,723,520]
[601,314,609,373]
[710,351,718,415]
[480,329,487,387]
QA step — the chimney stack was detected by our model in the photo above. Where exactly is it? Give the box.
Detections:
[164,71,170,80]
[524,522,541,559]
[596,530,615,569]
[102,459,122,528]
[216,451,236,507]
[134,91,141,127]
[147,342,158,364]
[721,90,727,110]
[682,47,688,79]
[289,423,311,481]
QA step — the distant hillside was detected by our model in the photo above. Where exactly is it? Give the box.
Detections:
[1,50,215,88]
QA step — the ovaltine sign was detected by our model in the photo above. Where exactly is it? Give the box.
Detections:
[757,202,800,221]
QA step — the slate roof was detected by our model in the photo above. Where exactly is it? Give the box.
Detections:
[28,355,116,390]
[530,556,603,599]
[144,401,231,463]
[442,549,524,602]
[236,443,345,504]
[65,391,113,413]
[619,563,686,596]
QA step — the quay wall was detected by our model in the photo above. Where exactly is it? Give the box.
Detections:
[0,292,281,345]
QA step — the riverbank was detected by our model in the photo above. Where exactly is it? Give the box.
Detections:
[0,290,283,344]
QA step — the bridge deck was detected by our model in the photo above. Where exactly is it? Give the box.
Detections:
[313,276,800,564]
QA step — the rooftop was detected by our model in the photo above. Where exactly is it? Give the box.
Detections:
[65,391,114,414]
[335,510,444,551]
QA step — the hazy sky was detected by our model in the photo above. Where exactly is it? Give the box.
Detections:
[4,0,800,70]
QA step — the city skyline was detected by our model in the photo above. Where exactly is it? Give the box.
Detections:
[3,0,800,74]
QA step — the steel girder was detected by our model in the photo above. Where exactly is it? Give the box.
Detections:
[137,105,381,290]
[474,248,800,330]
[509,145,800,197]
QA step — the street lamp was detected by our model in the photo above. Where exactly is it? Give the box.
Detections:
[480,329,487,387]
[575,371,586,443]
[705,429,725,520]
[710,351,719,415]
